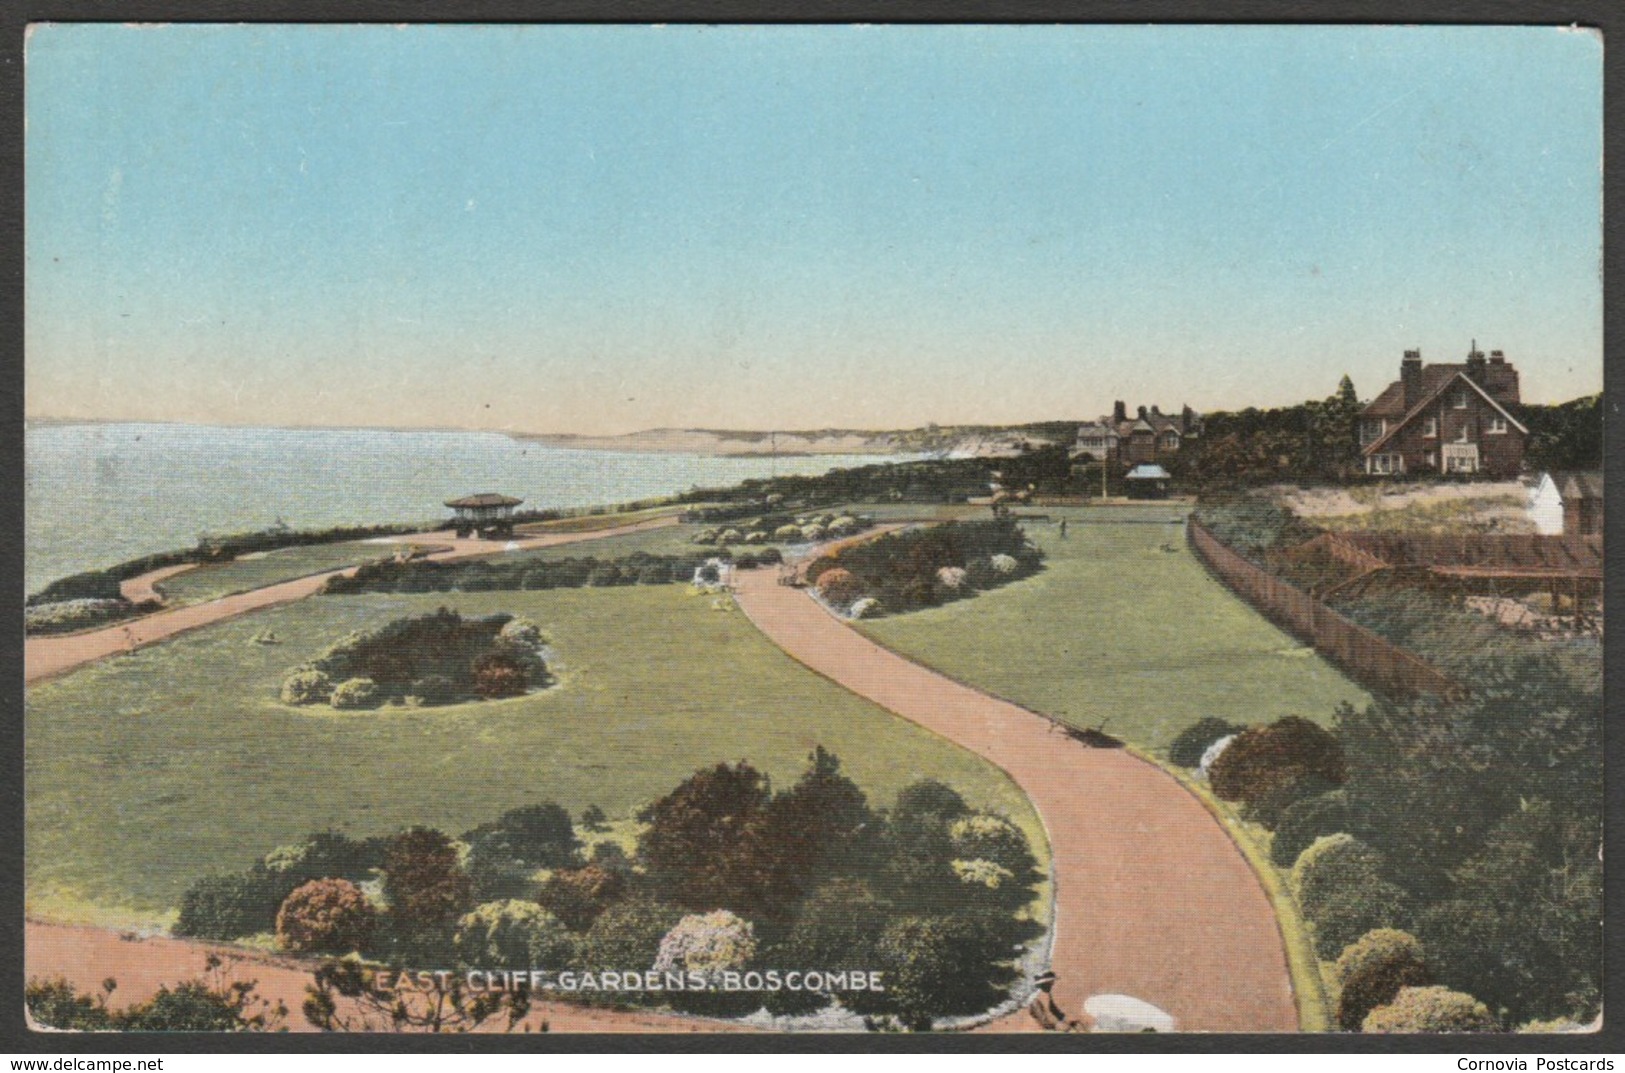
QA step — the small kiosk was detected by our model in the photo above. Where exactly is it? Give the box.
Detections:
[445,493,524,539]
[1124,464,1172,500]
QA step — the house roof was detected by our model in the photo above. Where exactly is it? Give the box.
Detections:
[445,493,525,508]
[1363,365,1469,418]
[1126,464,1171,480]
[1362,371,1529,456]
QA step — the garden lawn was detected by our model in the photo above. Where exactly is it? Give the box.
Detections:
[154,541,401,606]
[857,506,1371,753]
[26,584,1045,927]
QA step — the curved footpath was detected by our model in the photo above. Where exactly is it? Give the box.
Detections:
[732,569,1299,1033]
[25,516,678,686]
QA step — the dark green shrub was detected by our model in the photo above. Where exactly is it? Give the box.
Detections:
[464,804,580,869]
[1270,790,1350,867]
[25,978,115,1030]
[173,871,287,940]
[1168,718,1245,768]
[1335,929,1432,1032]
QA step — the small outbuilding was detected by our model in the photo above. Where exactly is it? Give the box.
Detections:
[445,493,524,539]
[1124,463,1172,500]
[1528,472,1603,536]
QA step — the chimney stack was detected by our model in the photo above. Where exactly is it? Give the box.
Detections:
[1465,340,1488,384]
[1137,405,1149,420]
[1401,349,1423,409]
[1113,400,1127,424]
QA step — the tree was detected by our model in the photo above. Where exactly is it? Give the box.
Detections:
[1362,985,1499,1034]
[276,878,377,955]
[173,871,286,941]
[382,827,474,961]
[471,653,527,699]
[762,878,888,1016]
[637,762,775,915]
[755,747,877,910]
[580,805,608,831]
[1335,929,1432,1032]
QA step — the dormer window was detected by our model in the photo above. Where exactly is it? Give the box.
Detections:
[1423,417,1438,438]
[1360,419,1386,444]
[1453,390,1469,409]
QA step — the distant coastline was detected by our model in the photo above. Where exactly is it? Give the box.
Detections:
[519,427,910,457]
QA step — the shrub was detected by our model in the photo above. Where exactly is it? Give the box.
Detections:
[580,804,607,831]
[1293,834,1412,958]
[276,878,377,955]
[801,523,826,542]
[654,910,761,1015]
[464,803,581,869]
[1244,771,1342,830]
[872,913,1017,1030]
[1168,718,1246,769]
[774,524,803,542]
[935,566,968,592]
[281,669,335,706]
[471,653,527,699]
[537,864,626,931]
[948,814,1034,876]
[497,616,545,648]
[1207,716,1345,811]
[24,597,139,635]
[637,762,773,914]
[816,568,865,607]
[762,879,887,1016]
[173,872,286,941]
[653,910,757,980]
[719,529,744,545]
[1270,790,1350,867]
[1362,985,1500,1033]
[577,896,685,985]
[329,677,380,710]
[1293,834,1385,909]
[406,674,459,707]
[453,900,574,968]
[990,554,1018,575]
[1335,929,1432,1032]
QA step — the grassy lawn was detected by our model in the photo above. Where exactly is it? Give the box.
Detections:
[857,505,1370,754]
[154,541,402,605]
[26,584,1046,927]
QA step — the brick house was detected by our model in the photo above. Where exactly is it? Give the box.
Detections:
[1358,344,1527,477]
[1073,402,1202,465]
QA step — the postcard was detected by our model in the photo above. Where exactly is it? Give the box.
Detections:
[20,22,1605,1041]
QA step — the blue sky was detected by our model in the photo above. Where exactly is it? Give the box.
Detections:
[25,24,1603,433]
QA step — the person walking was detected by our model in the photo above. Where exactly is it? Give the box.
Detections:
[1059,518,1068,539]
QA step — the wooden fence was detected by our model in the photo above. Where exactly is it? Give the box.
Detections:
[1188,520,1463,700]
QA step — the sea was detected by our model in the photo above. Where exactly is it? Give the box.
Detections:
[24,422,915,595]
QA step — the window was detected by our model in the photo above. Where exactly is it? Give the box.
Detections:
[1489,416,1508,435]
[1455,425,1472,443]
[1423,416,1438,438]
[1453,390,1469,409]
[1360,419,1386,444]
[1369,453,1403,475]
[1160,431,1180,450]
[1425,451,1437,468]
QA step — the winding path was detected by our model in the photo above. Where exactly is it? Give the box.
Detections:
[732,568,1299,1033]
[25,516,678,686]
